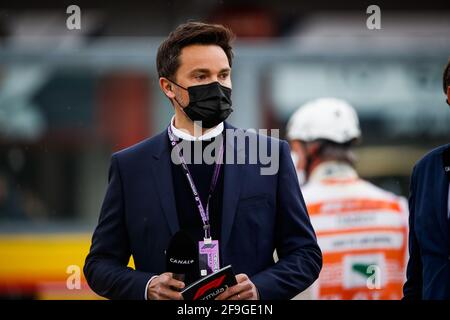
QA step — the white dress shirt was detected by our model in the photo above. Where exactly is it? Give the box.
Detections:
[170,116,224,141]
[144,117,224,299]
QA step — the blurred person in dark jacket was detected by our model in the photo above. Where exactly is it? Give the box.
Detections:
[403,58,450,300]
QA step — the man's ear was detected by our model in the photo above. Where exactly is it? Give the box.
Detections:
[289,140,302,154]
[159,77,176,99]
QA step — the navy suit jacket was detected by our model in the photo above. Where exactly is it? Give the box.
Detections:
[84,122,322,300]
[403,144,450,300]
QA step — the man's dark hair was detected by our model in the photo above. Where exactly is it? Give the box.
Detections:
[156,22,235,80]
[444,58,450,94]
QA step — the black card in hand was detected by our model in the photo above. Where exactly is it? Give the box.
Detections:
[181,265,237,301]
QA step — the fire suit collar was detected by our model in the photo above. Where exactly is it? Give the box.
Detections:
[308,161,358,183]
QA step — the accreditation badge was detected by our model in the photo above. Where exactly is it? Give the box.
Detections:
[198,238,220,276]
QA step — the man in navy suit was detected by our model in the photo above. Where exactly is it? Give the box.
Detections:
[84,22,322,300]
[403,59,450,300]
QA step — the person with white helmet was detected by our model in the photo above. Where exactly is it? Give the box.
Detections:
[287,98,408,300]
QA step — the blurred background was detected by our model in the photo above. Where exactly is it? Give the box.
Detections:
[0,0,449,299]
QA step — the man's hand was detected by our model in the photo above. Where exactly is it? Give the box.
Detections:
[146,272,185,300]
[215,274,259,300]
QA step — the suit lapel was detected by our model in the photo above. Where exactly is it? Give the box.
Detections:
[149,129,179,236]
[221,123,246,249]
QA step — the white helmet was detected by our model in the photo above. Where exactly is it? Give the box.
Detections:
[286,97,361,144]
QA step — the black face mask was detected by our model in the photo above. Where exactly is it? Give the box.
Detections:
[170,80,233,128]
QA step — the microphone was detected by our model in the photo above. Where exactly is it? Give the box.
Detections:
[166,230,198,286]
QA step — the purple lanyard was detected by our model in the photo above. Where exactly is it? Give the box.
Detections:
[167,126,224,239]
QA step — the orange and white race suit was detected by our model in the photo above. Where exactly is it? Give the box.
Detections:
[297,161,408,300]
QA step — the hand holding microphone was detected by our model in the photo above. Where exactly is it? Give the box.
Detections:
[147,231,198,300]
[146,272,185,300]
